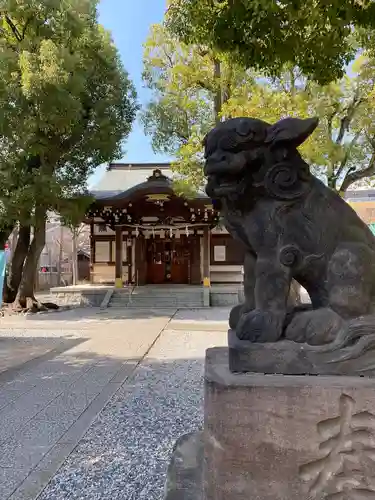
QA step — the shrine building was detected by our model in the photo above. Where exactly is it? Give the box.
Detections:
[85,163,245,287]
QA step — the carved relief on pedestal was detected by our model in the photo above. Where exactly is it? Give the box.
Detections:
[299,394,375,499]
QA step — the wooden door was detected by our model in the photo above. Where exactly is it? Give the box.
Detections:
[147,239,165,284]
[170,239,189,284]
[146,238,190,284]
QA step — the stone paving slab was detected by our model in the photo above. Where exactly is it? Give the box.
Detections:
[0,336,68,374]
[167,307,230,331]
[0,312,173,500]
[37,328,227,500]
[0,307,177,330]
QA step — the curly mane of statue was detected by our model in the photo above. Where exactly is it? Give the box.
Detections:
[204,116,375,368]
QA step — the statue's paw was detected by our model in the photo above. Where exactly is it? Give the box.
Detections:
[229,303,251,329]
[284,307,344,345]
[236,309,284,343]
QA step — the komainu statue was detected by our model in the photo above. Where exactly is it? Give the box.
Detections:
[204,116,375,348]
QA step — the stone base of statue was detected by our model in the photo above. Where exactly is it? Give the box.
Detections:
[164,431,203,500]
[164,333,375,500]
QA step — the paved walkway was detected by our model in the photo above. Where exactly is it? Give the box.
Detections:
[0,309,177,499]
[0,308,227,500]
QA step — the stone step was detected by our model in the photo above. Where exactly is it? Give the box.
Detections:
[110,300,203,305]
[108,296,204,308]
[123,293,203,298]
[121,299,203,303]
[115,291,203,297]
[109,288,204,308]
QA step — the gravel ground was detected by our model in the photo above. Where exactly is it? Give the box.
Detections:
[38,328,227,500]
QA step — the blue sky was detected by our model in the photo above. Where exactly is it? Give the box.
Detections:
[89,0,171,186]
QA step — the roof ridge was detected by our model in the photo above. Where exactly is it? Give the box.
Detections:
[108,162,172,171]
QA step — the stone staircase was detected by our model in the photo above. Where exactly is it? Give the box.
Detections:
[108,285,205,308]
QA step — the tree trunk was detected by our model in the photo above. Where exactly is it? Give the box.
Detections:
[213,59,222,124]
[14,207,47,311]
[10,225,18,259]
[3,225,30,303]
[72,230,78,285]
[0,223,15,248]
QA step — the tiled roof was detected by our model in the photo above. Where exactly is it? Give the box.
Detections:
[90,163,172,199]
[90,163,207,200]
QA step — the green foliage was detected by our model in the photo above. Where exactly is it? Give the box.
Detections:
[166,0,375,84]
[0,0,138,226]
[142,24,217,155]
[224,57,375,192]
[141,24,254,189]
[57,194,94,230]
[143,23,375,193]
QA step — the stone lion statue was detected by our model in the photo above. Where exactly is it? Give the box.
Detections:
[204,116,375,346]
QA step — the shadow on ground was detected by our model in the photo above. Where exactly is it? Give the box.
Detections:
[0,331,222,500]
[0,336,87,380]
[4,307,178,323]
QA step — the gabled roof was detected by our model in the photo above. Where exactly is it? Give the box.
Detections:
[90,163,207,201]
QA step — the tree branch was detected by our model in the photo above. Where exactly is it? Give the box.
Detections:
[340,151,375,192]
[336,90,364,145]
[327,105,339,140]
[162,48,175,70]
[196,47,209,58]
[21,16,33,40]
[4,15,22,42]
[365,132,375,150]
[193,79,215,93]
[335,129,362,182]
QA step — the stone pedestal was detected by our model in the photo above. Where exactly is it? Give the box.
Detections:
[204,347,375,500]
[165,345,375,500]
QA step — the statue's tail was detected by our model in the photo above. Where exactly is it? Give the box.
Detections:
[307,314,375,364]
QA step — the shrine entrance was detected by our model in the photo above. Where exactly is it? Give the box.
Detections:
[146,237,190,284]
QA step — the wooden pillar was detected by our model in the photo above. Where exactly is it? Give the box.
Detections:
[189,235,201,285]
[90,222,95,283]
[127,239,132,284]
[135,236,147,285]
[203,226,210,287]
[115,226,123,288]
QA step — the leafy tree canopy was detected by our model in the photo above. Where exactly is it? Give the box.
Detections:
[142,23,253,189]
[0,0,138,227]
[166,0,375,84]
[142,24,375,194]
[0,0,138,306]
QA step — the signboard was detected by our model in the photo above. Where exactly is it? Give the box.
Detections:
[214,245,226,262]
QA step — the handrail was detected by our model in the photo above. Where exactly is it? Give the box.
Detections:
[127,271,138,306]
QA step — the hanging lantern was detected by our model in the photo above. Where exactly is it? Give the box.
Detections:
[135,226,140,238]
[185,226,190,237]
[170,227,173,238]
